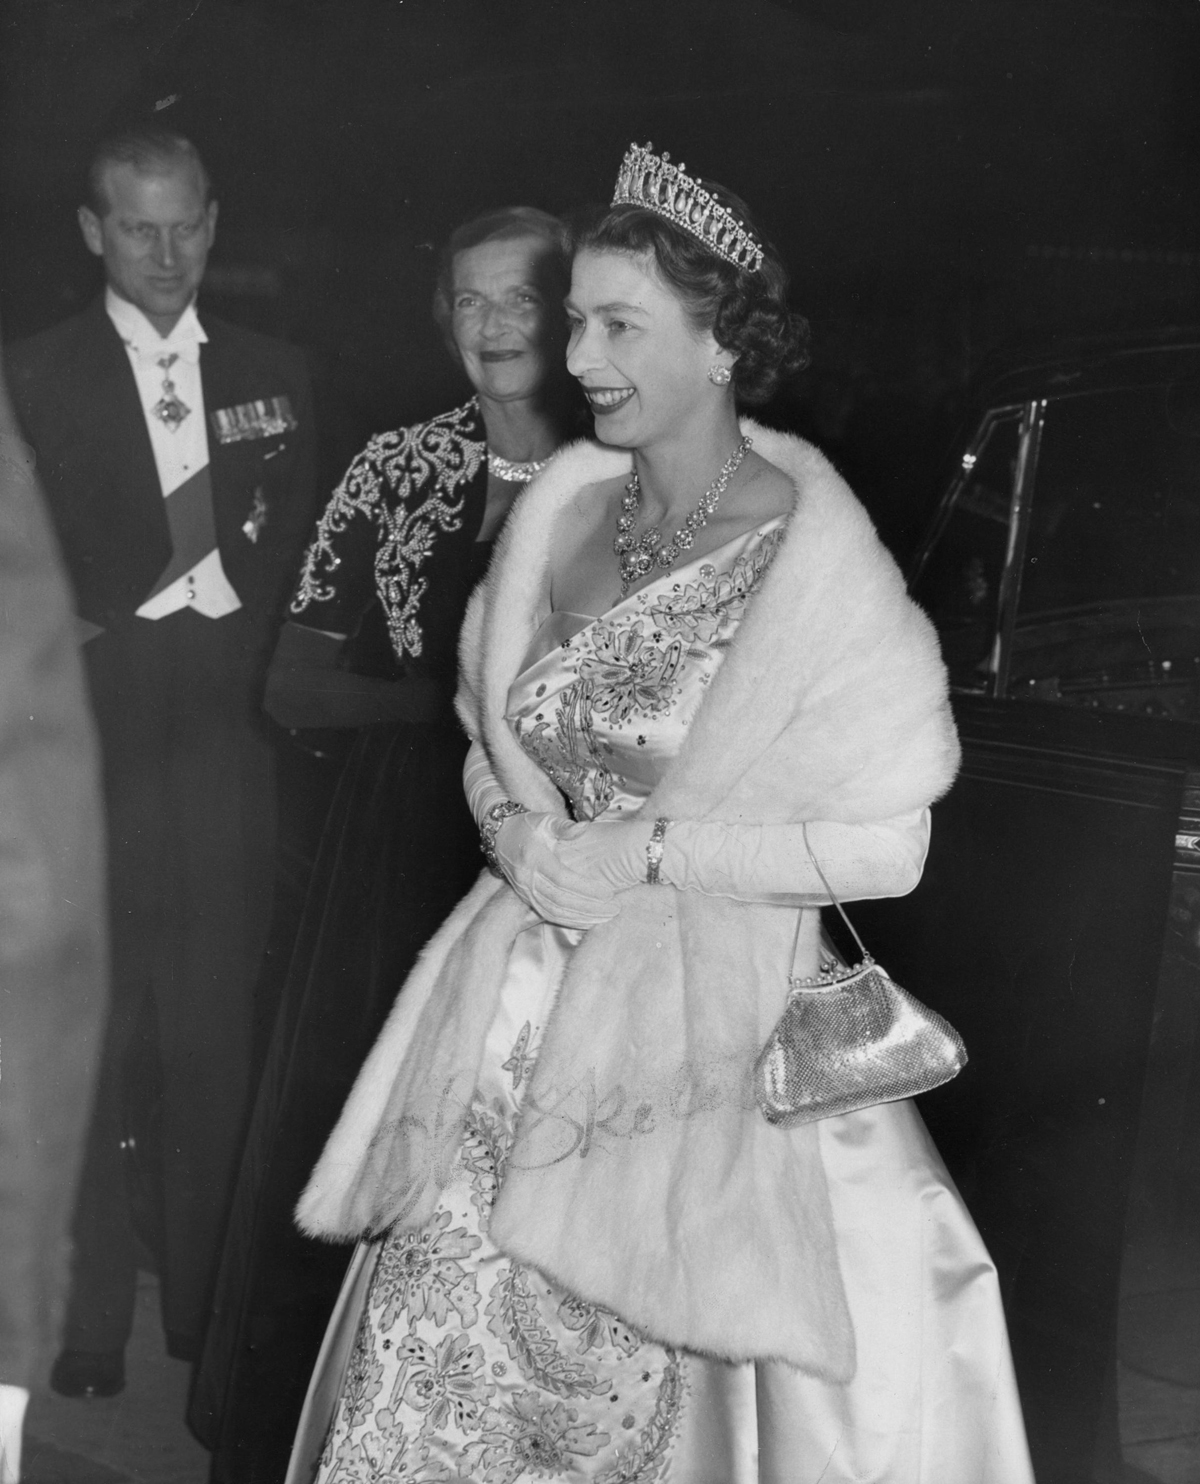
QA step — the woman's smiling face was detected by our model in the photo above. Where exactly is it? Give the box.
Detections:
[565,247,725,449]
[450,233,563,404]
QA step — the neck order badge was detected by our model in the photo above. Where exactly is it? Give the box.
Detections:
[152,354,191,432]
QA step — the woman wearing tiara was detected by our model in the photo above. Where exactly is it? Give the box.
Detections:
[288,148,1034,1483]
[190,207,581,1484]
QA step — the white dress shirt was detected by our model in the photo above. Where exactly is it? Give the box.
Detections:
[106,289,241,619]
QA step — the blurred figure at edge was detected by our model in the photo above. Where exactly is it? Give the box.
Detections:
[0,346,107,1477]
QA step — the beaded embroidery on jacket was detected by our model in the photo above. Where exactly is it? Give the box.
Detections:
[290,400,485,659]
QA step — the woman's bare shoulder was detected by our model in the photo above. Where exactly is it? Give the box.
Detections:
[548,475,627,615]
[732,452,799,524]
[564,472,626,520]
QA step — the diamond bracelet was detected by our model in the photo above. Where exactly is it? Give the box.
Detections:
[481,799,527,876]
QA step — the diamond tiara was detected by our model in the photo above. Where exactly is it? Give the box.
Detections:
[611,142,765,273]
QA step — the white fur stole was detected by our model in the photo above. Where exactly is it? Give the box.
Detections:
[298,422,959,1379]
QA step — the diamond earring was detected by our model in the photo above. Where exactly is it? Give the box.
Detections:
[707,364,732,386]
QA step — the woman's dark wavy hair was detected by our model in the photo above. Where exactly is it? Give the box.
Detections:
[573,191,810,405]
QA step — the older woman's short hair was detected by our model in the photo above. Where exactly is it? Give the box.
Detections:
[86,127,211,216]
[574,193,810,405]
[432,207,571,338]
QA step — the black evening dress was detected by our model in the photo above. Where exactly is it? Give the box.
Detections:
[189,400,493,1484]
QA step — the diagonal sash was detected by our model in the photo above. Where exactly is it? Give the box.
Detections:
[145,464,218,600]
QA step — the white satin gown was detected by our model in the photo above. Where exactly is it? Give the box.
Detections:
[295,521,1034,1483]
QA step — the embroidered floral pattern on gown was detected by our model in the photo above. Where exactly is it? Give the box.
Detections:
[314,524,784,1484]
[515,523,785,822]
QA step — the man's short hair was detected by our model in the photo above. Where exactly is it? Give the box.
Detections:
[85,127,212,217]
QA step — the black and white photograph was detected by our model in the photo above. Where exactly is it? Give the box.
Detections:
[0,3,1198,1481]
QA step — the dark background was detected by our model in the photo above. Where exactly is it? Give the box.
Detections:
[2,0,1199,547]
[3,6,1199,1476]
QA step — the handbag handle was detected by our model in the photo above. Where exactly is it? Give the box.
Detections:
[788,823,872,979]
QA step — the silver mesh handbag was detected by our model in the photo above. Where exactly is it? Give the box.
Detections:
[754,826,967,1128]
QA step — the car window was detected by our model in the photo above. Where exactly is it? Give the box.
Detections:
[912,409,1023,691]
[1009,383,1200,717]
[1021,385,1200,613]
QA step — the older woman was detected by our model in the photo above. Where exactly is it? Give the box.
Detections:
[290,152,1033,1482]
[189,206,580,1484]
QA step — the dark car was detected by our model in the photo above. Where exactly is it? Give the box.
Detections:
[851,334,1200,1484]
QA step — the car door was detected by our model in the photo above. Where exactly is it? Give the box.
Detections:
[850,374,1200,1484]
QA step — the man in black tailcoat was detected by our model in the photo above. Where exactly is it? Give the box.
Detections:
[5,125,318,1395]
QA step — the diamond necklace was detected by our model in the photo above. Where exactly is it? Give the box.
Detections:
[488,450,552,483]
[614,434,753,596]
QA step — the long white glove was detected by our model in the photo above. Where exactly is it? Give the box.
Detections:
[553,809,931,906]
[463,739,512,828]
[0,1385,28,1484]
[466,741,929,910]
[462,741,617,928]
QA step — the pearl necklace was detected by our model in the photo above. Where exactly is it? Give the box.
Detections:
[614,435,753,596]
[488,450,552,483]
